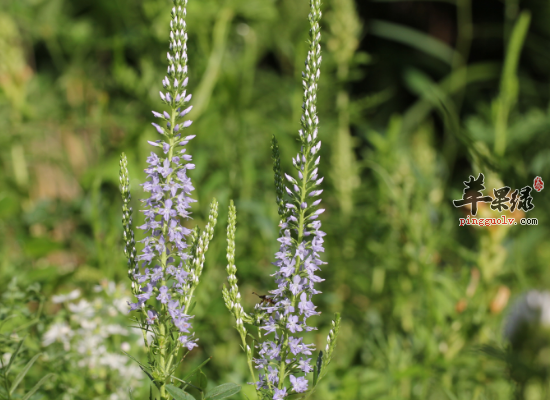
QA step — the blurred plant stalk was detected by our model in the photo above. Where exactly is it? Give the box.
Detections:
[326,0,361,218]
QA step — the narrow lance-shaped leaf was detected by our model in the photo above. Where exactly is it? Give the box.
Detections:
[10,353,42,395]
[165,384,195,400]
[271,135,288,220]
[5,335,26,376]
[21,373,55,400]
[205,383,241,400]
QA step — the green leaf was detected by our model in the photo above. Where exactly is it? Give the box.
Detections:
[21,373,55,400]
[316,351,323,373]
[5,335,26,375]
[181,357,212,382]
[168,375,203,393]
[0,314,17,332]
[139,365,156,383]
[204,383,241,399]
[122,350,151,372]
[15,318,39,333]
[196,370,207,391]
[370,19,458,65]
[165,384,195,400]
[10,352,42,394]
[185,368,208,400]
[313,351,323,386]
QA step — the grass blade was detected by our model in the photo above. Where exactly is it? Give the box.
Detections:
[5,335,26,376]
[10,353,42,394]
[370,19,458,65]
[181,357,212,382]
[21,373,55,400]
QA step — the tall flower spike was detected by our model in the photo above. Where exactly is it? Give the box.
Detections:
[224,1,337,399]
[119,1,220,399]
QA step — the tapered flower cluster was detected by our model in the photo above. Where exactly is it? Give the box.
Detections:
[121,0,218,356]
[223,1,339,399]
[253,0,327,396]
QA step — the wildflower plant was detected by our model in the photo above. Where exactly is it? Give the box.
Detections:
[118,1,239,398]
[0,279,55,400]
[42,282,143,399]
[223,1,340,398]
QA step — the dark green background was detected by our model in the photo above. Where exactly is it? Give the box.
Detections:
[1,0,550,398]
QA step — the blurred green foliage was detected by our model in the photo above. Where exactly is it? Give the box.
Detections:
[1,0,550,398]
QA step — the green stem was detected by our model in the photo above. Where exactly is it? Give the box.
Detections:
[155,100,179,400]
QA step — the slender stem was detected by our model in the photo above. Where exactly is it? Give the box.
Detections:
[156,88,179,400]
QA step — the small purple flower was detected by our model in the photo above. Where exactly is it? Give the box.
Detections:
[174,317,191,333]
[286,315,302,333]
[166,264,177,275]
[146,152,160,166]
[135,293,151,304]
[289,375,308,393]
[288,337,303,355]
[297,358,313,373]
[289,275,303,296]
[150,266,164,284]
[256,375,267,390]
[298,292,318,318]
[254,358,268,370]
[158,158,173,178]
[260,317,278,335]
[174,268,188,284]
[267,366,279,384]
[273,388,287,399]
[160,199,176,221]
[156,286,171,304]
[168,299,179,313]
[296,242,307,259]
[277,230,292,246]
[178,335,198,351]
[266,342,281,360]
[141,282,154,294]
[279,298,295,315]
[146,310,158,324]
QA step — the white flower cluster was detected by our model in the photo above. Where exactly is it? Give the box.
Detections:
[43,282,142,399]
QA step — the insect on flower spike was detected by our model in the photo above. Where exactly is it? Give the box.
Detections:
[222,0,339,398]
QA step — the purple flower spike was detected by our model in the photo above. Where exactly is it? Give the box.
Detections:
[250,1,326,395]
[129,0,203,355]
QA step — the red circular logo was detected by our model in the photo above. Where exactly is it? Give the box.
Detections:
[534,176,544,192]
